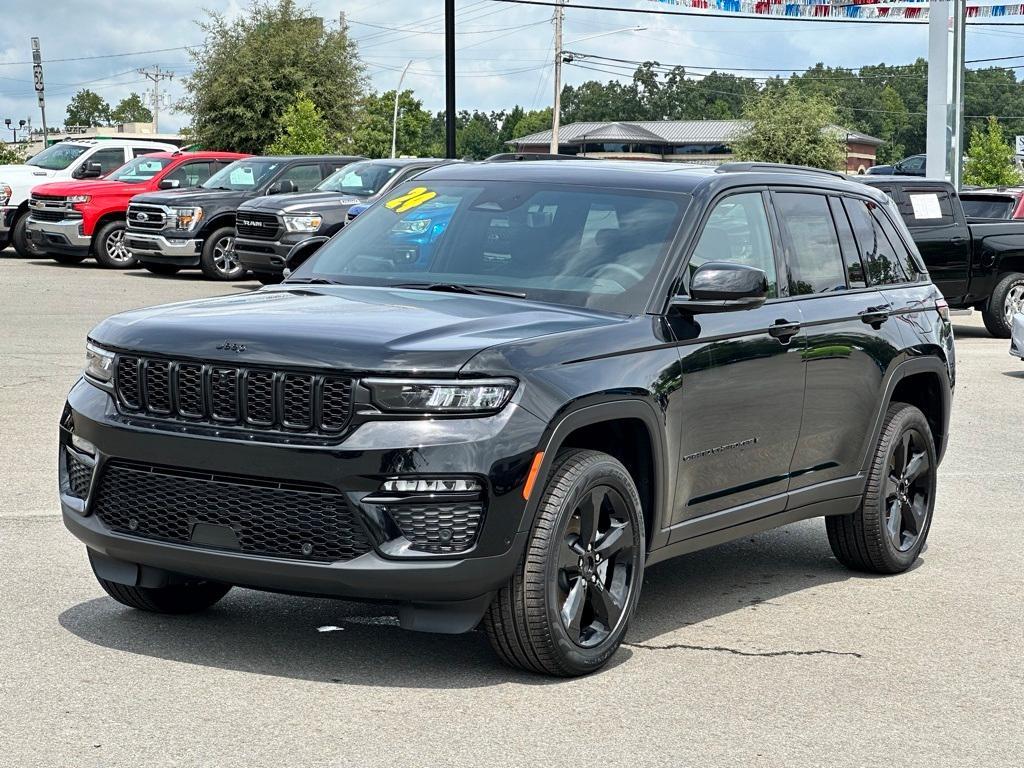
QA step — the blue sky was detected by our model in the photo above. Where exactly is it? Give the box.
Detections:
[3,0,1024,135]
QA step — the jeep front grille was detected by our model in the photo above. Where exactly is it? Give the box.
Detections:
[115,355,354,437]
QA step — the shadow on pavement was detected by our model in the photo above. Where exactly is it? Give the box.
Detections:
[57,520,872,686]
[951,324,995,339]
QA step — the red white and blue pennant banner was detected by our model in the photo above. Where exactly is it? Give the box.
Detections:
[645,1,1024,20]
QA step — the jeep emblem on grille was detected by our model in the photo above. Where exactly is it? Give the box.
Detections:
[216,341,247,353]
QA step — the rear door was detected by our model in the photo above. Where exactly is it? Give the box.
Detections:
[895,185,970,301]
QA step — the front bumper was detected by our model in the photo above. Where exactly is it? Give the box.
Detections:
[60,378,544,621]
[125,230,201,266]
[25,215,92,256]
[235,233,311,275]
[1011,312,1024,361]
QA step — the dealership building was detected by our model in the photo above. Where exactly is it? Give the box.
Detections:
[507,119,883,173]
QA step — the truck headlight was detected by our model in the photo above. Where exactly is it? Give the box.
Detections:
[85,341,115,383]
[0,184,12,206]
[364,378,517,414]
[66,194,91,204]
[174,207,204,231]
[283,214,323,233]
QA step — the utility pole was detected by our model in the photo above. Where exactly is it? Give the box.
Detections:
[392,60,413,159]
[444,0,456,159]
[31,38,48,146]
[549,0,565,154]
[137,66,174,132]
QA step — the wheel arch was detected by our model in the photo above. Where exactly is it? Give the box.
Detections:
[198,214,236,241]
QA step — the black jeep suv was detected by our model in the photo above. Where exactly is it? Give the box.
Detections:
[61,161,954,676]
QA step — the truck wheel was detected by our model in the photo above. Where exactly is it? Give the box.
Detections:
[143,263,181,276]
[52,253,87,265]
[94,574,232,614]
[483,449,645,676]
[982,272,1024,339]
[826,403,937,575]
[199,227,245,280]
[94,220,137,269]
[10,213,36,258]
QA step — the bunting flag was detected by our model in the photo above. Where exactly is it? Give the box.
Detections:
[644,1,1024,20]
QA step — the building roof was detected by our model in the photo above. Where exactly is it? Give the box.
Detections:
[509,119,883,148]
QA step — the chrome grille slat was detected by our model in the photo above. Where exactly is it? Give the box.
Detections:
[126,204,168,231]
[114,355,353,437]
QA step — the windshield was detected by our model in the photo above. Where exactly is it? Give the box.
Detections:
[26,143,89,171]
[961,196,1016,219]
[317,161,402,196]
[107,156,173,183]
[203,159,283,191]
[291,180,686,314]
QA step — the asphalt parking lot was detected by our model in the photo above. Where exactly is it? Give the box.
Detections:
[1,249,1021,767]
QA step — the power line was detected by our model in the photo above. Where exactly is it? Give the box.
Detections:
[0,45,203,67]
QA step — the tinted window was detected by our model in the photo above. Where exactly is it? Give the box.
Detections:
[164,161,216,188]
[961,196,1016,219]
[774,192,846,295]
[298,181,685,314]
[686,192,777,297]
[898,189,956,227]
[829,197,867,289]
[204,159,283,191]
[901,156,925,172]
[874,208,924,280]
[89,148,128,175]
[277,163,324,192]
[318,161,402,196]
[844,198,908,286]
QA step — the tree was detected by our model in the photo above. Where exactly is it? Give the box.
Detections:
[733,86,845,171]
[180,0,366,153]
[507,108,552,142]
[351,90,432,158]
[65,89,111,127]
[266,93,335,154]
[110,93,153,125]
[0,142,28,165]
[457,113,502,159]
[963,116,1023,187]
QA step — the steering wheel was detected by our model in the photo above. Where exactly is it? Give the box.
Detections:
[585,262,644,288]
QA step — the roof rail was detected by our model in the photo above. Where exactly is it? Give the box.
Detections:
[715,162,847,181]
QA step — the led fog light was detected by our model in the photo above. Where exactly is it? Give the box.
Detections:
[381,478,481,493]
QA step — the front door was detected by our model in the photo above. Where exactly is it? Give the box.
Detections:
[669,190,806,534]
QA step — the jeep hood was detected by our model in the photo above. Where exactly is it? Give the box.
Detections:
[240,190,370,215]
[89,285,619,373]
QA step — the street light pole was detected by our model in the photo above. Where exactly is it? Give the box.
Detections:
[444,0,457,159]
[392,60,413,159]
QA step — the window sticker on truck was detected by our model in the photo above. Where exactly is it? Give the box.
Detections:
[910,193,943,220]
[385,187,437,213]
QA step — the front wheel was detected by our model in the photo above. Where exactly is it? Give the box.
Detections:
[52,253,87,265]
[982,272,1024,339]
[484,449,645,676]
[199,226,245,281]
[10,214,37,258]
[143,263,181,276]
[93,220,137,268]
[94,574,232,614]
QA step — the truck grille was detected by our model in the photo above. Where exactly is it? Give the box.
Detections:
[127,204,167,231]
[236,212,281,240]
[115,355,354,437]
[92,460,373,562]
[29,194,73,222]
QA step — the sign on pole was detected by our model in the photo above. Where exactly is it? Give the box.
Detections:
[1015,135,1024,156]
[31,37,48,141]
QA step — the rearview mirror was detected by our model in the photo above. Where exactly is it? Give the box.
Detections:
[267,179,298,196]
[282,236,330,277]
[671,262,768,315]
[158,179,181,190]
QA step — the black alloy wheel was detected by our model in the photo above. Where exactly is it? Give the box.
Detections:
[883,427,932,553]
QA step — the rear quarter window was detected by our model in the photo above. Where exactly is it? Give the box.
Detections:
[843,197,910,286]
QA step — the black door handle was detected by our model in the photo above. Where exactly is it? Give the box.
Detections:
[860,305,891,327]
[950,236,968,245]
[768,320,801,342]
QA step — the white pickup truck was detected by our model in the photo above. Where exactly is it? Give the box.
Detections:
[1,138,177,256]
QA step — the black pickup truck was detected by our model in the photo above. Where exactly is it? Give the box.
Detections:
[234,158,449,284]
[124,155,361,280]
[860,177,1024,337]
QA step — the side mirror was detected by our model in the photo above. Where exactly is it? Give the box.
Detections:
[282,236,330,277]
[75,162,104,179]
[267,179,298,196]
[671,262,769,315]
[158,179,181,190]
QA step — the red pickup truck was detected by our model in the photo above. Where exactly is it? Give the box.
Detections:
[25,151,248,268]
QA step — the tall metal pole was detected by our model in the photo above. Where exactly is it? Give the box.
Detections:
[950,0,967,190]
[549,0,565,154]
[392,60,413,159]
[31,38,47,147]
[138,66,174,133]
[445,0,457,159]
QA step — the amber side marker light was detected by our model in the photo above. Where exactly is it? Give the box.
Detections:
[522,451,545,501]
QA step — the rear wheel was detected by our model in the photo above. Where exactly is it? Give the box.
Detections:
[94,575,232,614]
[982,272,1024,339]
[143,263,181,276]
[52,253,87,265]
[826,403,937,574]
[93,220,137,268]
[484,449,645,676]
[199,226,245,281]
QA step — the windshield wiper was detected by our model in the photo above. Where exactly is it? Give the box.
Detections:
[391,282,527,299]
[284,277,347,285]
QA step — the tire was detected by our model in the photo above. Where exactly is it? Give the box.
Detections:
[52,253,87,265]
[11,213,36,258]
[981,272,1024,339]
[255,272,283,285]
[93,220,137,269]
[143,263,181,276]
[199,226,245,281]
[483,449,646,676]
[826,403,937,575]
[93,573,232,614]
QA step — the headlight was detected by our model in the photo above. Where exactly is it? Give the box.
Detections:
[364,378,517,414]
[392,218,432,234]
[0,184,11,206]
[174,207,204,231]
[283,214,323,233]
[84,341,115,383]
[67,194,91,204]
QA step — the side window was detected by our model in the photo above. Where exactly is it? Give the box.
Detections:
[89,148,128,175]
[165,161,214,188]
[898,189,956,228]
[277,164,324,192]
[774,192,847,295]
[132,147,162,158]
[844,198,908,286]
[902,156,925,172]
[686,192,778,297]
[828,197,867,289]
[874,208,924,280]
